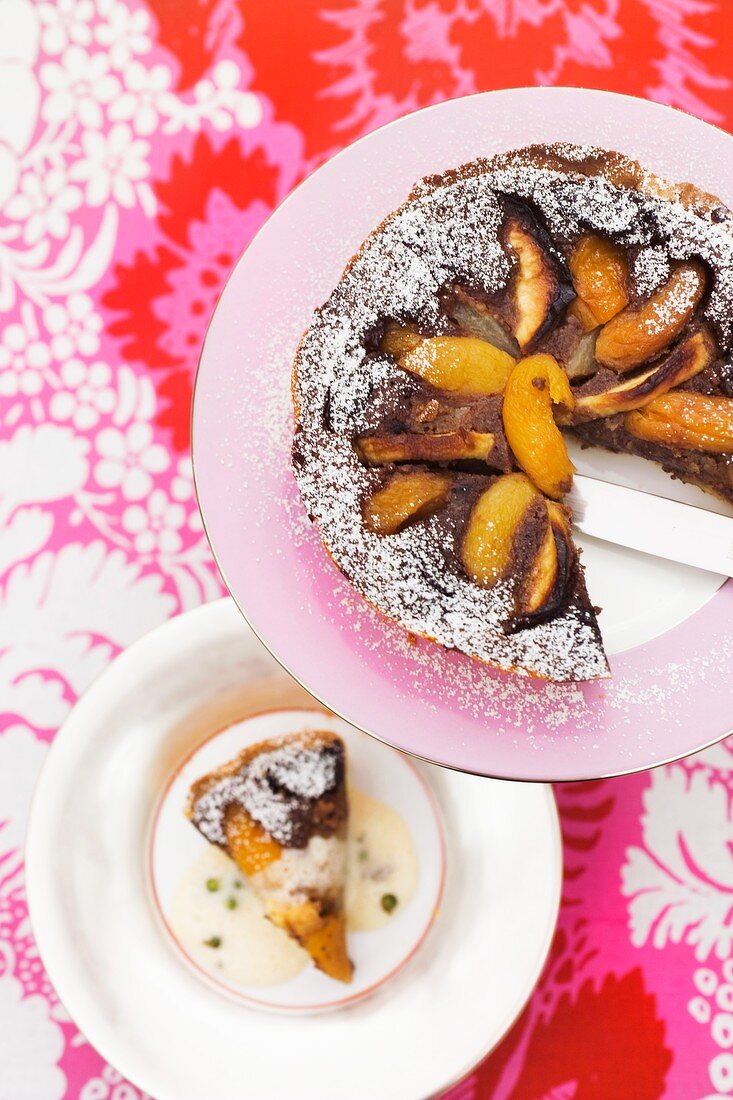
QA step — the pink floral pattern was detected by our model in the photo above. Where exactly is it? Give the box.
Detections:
[1,1,733,1096]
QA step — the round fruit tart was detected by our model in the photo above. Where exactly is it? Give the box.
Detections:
[291,144,733,683]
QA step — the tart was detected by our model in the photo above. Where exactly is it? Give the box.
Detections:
[186,729,353,983]
[292,144,733,683]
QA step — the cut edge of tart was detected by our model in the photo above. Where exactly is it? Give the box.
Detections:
[186,729,353,984]
[291,142,733,684]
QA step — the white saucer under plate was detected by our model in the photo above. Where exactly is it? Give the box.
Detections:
[26,599,561,1100]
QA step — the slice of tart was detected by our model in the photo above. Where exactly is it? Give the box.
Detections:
[186,729,353,983]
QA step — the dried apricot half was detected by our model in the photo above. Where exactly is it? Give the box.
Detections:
[625,391,733,453]
[595,260,706,373]
[569,234,629,329]
[461,475,576,626]
[461,473,539,587]
[515,501,575,625]
[363,469,451,534]
[502,354,575,499]
[398,335,515,395]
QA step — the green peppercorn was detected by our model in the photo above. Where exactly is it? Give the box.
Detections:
[203,935,221,948]
[358,849,369,863]
[225,897,237,910]
[206,878,220,892]
[381,893,398,913]
[234,880,244,889]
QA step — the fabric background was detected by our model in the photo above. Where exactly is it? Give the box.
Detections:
[1,2,733,1097]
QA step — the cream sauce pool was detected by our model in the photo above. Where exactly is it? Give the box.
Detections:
[168,787,418,987]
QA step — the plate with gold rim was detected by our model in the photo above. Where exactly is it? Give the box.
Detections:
[192,88,733,780]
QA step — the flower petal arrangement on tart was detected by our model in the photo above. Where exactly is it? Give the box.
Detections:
[291,143,733,683]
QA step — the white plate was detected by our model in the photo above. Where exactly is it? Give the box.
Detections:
[26,599,561,1100]
[151,706,446,1013]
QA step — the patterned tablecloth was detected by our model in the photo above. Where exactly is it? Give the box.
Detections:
[2,2,733,1098]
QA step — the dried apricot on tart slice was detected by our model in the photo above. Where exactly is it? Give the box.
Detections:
[363,470,452,535]
[573,328,715,421]
[568,234,629,329]
[460,473,577,627]
[502,354,575,499]
[595,260,706,373]
[397,335,515,395]
[625,391,733,453]
[513,501,577,629]
[224,805,283,877]
[356,430,497,466]
[380,321,423,359]
[460,473,539,588]
[506,217,572,350]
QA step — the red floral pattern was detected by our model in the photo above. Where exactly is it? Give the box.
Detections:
[103,129,298,448]
[229,0,733,165]
[477,970,673,1100]
[6,2,733,1097]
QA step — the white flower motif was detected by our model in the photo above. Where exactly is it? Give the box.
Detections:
[5,166,82,245]
[43,292,102,362]
[170,455,194,502]
[80,1060,151,1099]
[49,359,115,430]
[159,59,261,134]
[0,303,50,397]
[192,60,244,130]
[171,455,203,531]
[0,975,65,1100]
[94,0,151,68]
[37,0,93,56]
[95,422,168,500]
[108,59,171,135]
[122,488,186,555]
[622,767,733,961]
[0,423,89,512]
[0,541,175,730]
[0,1,40,205]
[0,507,53,578]
[39,44,120,128]
[68,122,151,209]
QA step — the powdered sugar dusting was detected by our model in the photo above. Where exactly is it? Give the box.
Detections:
[291,143,733,682]
[192,735,341,848]
[631,245,670,297]
[202,137,733,770]
[323,574,733,756]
